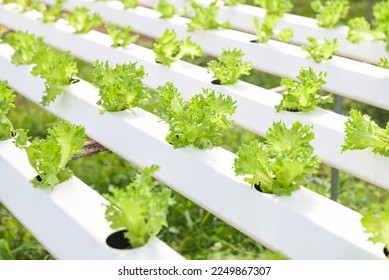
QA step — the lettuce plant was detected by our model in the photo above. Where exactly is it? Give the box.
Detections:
[106,24,138,48]
[207,48,252,85]
[0,81,16,141]
[378,58,389,69]
[234,121,320,196]
[347,2,389,51]
[275,68,333,112]
[104,165,174,248]
[187,1,232,32]
[2,31,46,65]
[120,0,138,9]
[252,15,279,43]
[342,110,389,157]
[156,0,176,18]
[92,61,147,113]
[153,29,203,66]
[278,28,294,42]
[3,31,78,106]
[302,37,338,63]
[311,0,349,28]
[31,47,78,106]
[153,82,236,149]
[254,0,292,17]
[253,15,293,43]
[361,200,389,255]
[347,17,385,44]
[67,6,104,34]
[39,0,63,23]
[14,120,86,189]
[373,1,389,32]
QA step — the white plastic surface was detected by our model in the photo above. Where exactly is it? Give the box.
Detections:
[37,0,389,111]
[0,139,183,260]
[0,45,385,259]
[1,8,389,191]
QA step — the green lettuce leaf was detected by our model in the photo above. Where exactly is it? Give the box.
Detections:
[275,67,333,112]
[156,0,176,18]
[234,121,319,196]
[311,0,349,28]
[92,60,147,112]
[188,1,232,32]
[342,110,389,157]
[361,200,389,250]
[0,81,16,141]
[104,165,174,248]
[153,29,202,66]
[14,120,86,189]
[207,48,252,84]
[153,82,236,149]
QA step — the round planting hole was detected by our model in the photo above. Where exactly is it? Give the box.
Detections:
[250,39,258,43]
[254,183,264,193]
[35,175,42,182]
[69,78,80,84]
[106,229,132,249]
[211,79,222,85]
[384,247,388,257]
[286,108,302,112]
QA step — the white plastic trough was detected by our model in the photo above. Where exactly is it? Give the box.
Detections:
[0,139,183,260]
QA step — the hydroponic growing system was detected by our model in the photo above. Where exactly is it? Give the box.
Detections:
[0,0,388,260]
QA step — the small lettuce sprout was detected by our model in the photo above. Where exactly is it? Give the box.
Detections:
[302,37,338,63]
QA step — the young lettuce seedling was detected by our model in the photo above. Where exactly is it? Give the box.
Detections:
[342,110,389,157]
[3,31,78,106]
[14,120,86,189]
[254,0,293,17]
[234,121,320,196]
[347,17,385,44]
[0,81,16,141]
[153,29,203,66]
[373,1,389,32]
[361,200,389,256]
[302,37,338,63]
[207,48,252,85]
[106,24,139,48]
[187,1,232,32]
[156,0,176,18]
[277,28,294,42]
[252,15,279,43]
[346,2,389,51]
[3,31,46,65]
[38,0,63,23]
[275,67,333,112]
[67,6,104,34]
[104,165,174,248]
[153,82,236,149]
[311,0,349,28]
[92,61,147,113]
[31,47,79,106]
[120,0,138,9]
[378,58,389,69]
